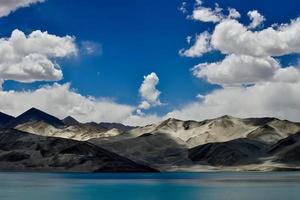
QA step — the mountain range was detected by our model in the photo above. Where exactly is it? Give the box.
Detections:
[1,107,300,172]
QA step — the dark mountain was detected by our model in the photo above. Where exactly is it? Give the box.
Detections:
[267,133,300,155]
[266,132,300,163]
[63,116,80,126]
[84,122,108,132]
[188,138,268,166]
[0,128,157,172]
[91,133,191,167]
[5,108,65,128]
[98,122,136,132]
[0,112,15,127]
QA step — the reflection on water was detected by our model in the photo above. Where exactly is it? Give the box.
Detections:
[0,172,300,200]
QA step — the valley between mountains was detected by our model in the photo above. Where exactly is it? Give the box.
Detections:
[1,107,300,172]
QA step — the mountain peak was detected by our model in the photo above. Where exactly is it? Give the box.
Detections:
[22,107,50,116]
[163,118,182,124]
[0,112,15,127]
[218,115,235,119]
[63,116,80,126]
[5,107,64,128]
[27,107,40,112]
[154,118,182,130]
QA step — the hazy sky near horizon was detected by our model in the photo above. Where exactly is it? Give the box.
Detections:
[0,0,300,125]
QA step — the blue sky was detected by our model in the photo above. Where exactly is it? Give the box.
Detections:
[0,0,300,125]
[1,0,205,112]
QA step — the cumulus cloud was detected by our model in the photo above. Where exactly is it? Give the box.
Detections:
[138,100,151,110]
[228,8,240,19]
[0,0,44,17]
[192,3,223,23]
[192,54,281,86]
[173,2,300,123]
[273,67,300,83]
[0,29,77,83]
[179,31,211,57]
[138,72,162,110]
[247,10,266,29]
[134,3,300,124]
[0,82,164,126]
[0,83,134,123]
[211,18,300,57]
[167,81,300,122]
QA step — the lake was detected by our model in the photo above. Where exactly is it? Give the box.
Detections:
[0,172,300,200]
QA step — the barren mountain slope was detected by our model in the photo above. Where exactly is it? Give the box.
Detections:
[128,116,300,147]
[0,128,157,172]
[15,121,123,141]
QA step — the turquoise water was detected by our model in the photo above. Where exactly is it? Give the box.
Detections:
[1,172,300,200]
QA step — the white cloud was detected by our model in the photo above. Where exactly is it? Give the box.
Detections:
[192,54,281,86]
[0,79,3,91]
[211,18,300,57]
[0,82,163,126]
[273,67,300,83]
[192,3,223,23]
[167,81,300,122]
[8,80,299,125]
[179,31,211,57]
[247,10,266,29]
[195,0,202,6]
[138,72,162,110]
[138,100,151,110]
[0,83,134,123]
[0,0,44,18]
[123,113,162,126]
[0,29,77,83]
[174,3,300,123]
[228,8,240,19]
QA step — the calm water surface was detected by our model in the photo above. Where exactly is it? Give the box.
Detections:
[0,172,300,200]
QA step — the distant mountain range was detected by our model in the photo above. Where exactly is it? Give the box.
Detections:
[1,108,300,172]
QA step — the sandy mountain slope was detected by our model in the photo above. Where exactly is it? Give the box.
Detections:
[16,121,124,141]
[88,116,300,170]
[128,116,300,147]
[13,108,300,147]
[5,108,125,141]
